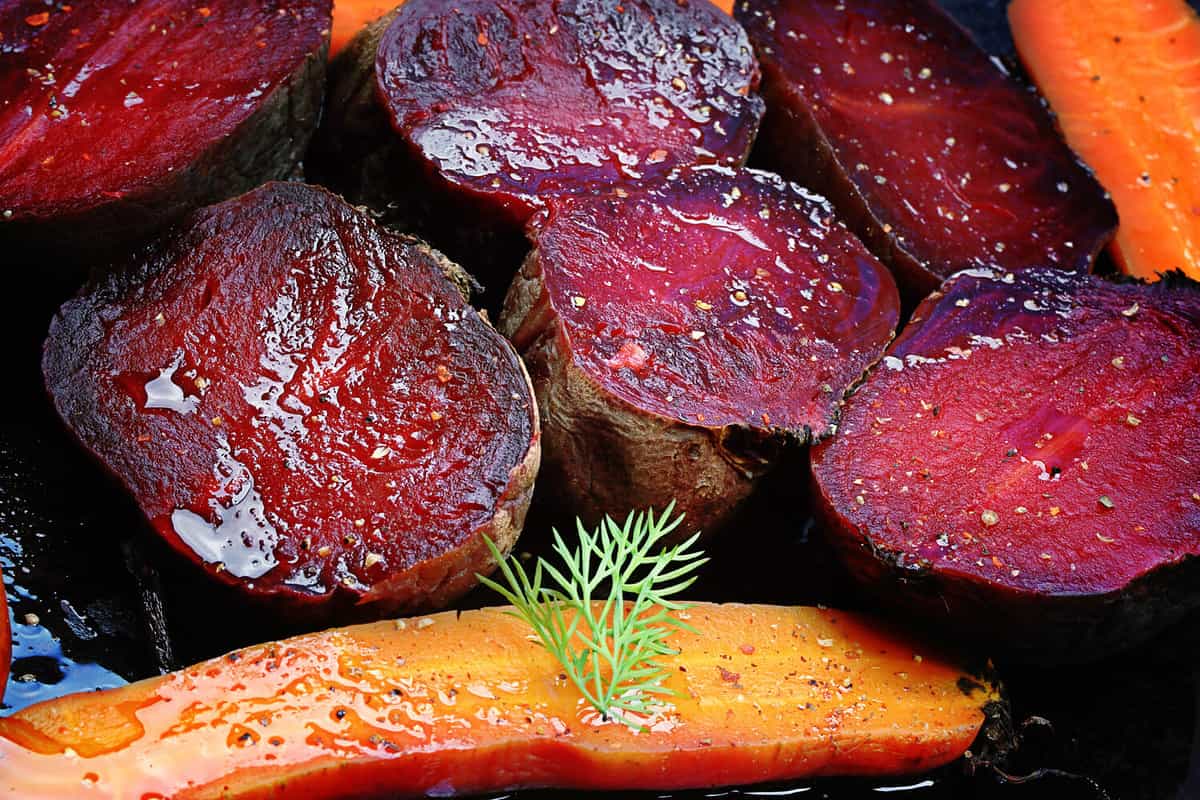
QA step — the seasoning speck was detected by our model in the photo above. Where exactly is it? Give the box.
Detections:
[980,509,999,527]
[1098,495,1115,509]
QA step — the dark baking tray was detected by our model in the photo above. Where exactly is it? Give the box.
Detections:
[3,2,1198,799]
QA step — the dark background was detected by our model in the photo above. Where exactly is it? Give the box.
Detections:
[3,2,1198,800]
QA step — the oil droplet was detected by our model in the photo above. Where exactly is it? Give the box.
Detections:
[170,440,279,578]
[143,354,199,415]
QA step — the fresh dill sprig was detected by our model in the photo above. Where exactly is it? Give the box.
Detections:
[478,502,707,725]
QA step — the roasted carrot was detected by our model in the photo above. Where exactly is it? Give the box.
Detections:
[0,604,997,798]
[331,0,395,56]
[1009,0,1200,281]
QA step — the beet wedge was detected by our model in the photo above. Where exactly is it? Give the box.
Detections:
[0,0,330,258]
[0,604,1001,798]
[501,167,899,534]
[42,183,540,619]
[735,0,1116,302]
[812,267,1200,663]
[311,0,764,291]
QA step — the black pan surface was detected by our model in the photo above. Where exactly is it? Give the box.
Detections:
[3,3,1198,799]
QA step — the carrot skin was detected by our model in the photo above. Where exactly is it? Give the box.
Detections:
[0,604,996,798]
[1009,0,1200,280]
[330,0,395,56]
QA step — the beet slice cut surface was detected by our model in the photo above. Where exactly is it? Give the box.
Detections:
[812,267,1200,662]
[736,0,1116,301]
[0,0,330,255]
[43,183,540,618]
[313,0,764,291]
[501,166,898,533]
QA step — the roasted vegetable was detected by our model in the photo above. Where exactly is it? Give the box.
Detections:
[1010,0,1200,282]
[812,267,1200,662]
[43,183,539,619]
[0,604,999,798]
[311,0,764,290]
[331,0,393,56]
[0,0,330,257]
[736,0,1116,302]
[500,167,899,533]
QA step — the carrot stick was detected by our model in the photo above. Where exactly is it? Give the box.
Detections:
[331,0,396,56]
[1009,0,1200,281]
[0,604,997,798]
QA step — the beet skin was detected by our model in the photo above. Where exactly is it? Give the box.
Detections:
[501,166,899,535]
[43,183,540,619]
[813,267,1200,662]
[0,0,330,256]
[736,0,1116,303]
[312,0,764,291]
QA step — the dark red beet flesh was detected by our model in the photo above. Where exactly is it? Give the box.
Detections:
[378,0,763,223]
[0,0,329,253]
[43,183,540,617]
[501,166,898,530]
[736,0,1116,301]
[312,0,763,295]
[533,167,898,433]
[813,267,1200,662]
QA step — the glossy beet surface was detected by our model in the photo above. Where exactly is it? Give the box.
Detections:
[813,267,1200,659]
[42,183,539,616]
[0,605,995,797]
[0,0,329,243]
[530,167,899,435]
[737,0,1116,298]
[375,0,764,225]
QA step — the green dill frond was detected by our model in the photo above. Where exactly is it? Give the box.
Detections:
[478,503,707,726]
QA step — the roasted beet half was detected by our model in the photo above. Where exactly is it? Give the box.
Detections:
[812,267,1200,663]
[311,0,764,293]
[0,0,329,257]
[736,0,1116,302]
[43,183,540,619]
[501,167,898,534]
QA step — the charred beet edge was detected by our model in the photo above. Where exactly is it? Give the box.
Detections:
[500,166,898,534]
[311,0,764,295]
[0,0,330,258]
[812,267,1200,663]
[736,0,1116,303]
[43,183,540,619]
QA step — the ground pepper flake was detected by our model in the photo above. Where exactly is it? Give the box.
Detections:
[26,12,50,26]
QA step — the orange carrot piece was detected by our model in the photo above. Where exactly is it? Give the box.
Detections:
[1009,0,1200,281]
[331,0,395,56]
[0,604,996,798]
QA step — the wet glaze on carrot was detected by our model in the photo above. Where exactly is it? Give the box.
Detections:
[1010,0,1200,280]
[0,604,995,798]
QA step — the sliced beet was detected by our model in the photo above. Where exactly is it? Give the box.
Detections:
[812,267,1200,662]
[500,166,898,533]
[735,0,1116,302]
[43,183,540,619]
[0,0,330,256]
[311,0,764,292]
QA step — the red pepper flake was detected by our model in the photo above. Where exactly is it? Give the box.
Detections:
[739,644,755,655]
[477,31,489,46]
[197,7,211,17]
[646,148,668,164]
[25,12,50,26]
[436,364,452,383]
[717,666,741,683]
